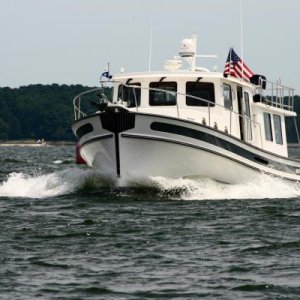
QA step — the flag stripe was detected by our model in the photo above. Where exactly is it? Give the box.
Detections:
[224,48,254,82]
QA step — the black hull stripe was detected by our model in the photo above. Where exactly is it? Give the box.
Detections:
[135,112,300,163]
[149,122,299,175]
[74,111,299,163]
[121,133,299,181]
[115,133,120,177]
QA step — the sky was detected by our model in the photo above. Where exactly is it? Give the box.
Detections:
[1,0,300,92]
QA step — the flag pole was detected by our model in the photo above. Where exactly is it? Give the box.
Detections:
[229,46,232,76]
[240,0,244,80]
[148,10,154,72]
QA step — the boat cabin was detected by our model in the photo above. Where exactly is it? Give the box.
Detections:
[111,70,295,158]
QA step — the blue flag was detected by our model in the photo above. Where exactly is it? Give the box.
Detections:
[101,71,109,78]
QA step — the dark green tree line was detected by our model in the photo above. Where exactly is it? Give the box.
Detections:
[0,84,92,141]
[0,84,300,142]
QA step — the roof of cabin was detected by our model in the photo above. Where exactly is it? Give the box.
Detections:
[111,71,254,88]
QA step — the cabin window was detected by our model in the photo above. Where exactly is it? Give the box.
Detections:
[118,83,141,107]
[273,114,283,145]
[263,112,273,141]
[244,91,252,140]
[186,82,215,106]
[223,84,232,109]
[149,82,177,106]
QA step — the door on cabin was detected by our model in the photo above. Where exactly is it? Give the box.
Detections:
[237,86,252,142]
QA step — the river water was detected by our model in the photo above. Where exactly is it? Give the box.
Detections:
[0,145,300,299]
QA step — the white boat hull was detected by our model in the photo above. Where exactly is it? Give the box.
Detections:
[72,111,300,184]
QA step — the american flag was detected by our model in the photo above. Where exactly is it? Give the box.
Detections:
[224,48,254,82]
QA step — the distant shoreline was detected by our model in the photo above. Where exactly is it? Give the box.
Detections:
[0,140,75,147]
[1,140,299,147]
[288,143,300,148]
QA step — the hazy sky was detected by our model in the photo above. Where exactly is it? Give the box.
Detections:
[1,0,300,92]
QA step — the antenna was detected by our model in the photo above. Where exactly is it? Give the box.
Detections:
[148,10,154,72]
[240,0,244,80]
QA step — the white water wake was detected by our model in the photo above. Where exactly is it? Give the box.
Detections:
[0,169,300,200]
[149,175,300,200]
[0,168,109,199]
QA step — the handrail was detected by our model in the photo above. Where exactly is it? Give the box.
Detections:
[121,83,262,140]
[73,88,105,120]
[255,77,295,111]
[73,81,263,146]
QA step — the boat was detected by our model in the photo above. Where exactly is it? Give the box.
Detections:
[72,35,300,184]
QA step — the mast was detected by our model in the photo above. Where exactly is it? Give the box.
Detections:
[240,0,244,80]
[148,10,154,72]
[191,33,197,72]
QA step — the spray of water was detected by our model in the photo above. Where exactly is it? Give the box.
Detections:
[148,175,300,200]
[0,168,110,199]
[0,169,299,200]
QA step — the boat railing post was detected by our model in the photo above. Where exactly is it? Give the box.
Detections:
[293,116,300,144]
[288,88,292,111]
[132,86,138,112]
[278,85,281,108]
[78,96,81,119]
[73,96,77,120]
[248,116,251,141]
[259,77,262,103]
[176,91,180,118]
[258,123,263,148]
[229,109,232,135]
[271,81,274,106]
[245,115,248,141]
[208,103,211,127]
[291,89,295,111]
[280,84,283,109]
[276,80,279,108]
[247,116,249,141]
[289,90,294,110]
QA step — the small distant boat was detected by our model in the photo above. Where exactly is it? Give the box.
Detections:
[72,35,300,184]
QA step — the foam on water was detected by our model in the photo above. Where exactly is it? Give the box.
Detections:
[1,168,300,200]
[0,168,108,199]
[149,174,300,200]
[53,160,63,164]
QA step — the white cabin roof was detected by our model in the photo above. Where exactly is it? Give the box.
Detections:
[112,70,254,88]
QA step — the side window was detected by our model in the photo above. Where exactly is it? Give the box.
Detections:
[186,82,215,106]
[149,82,177,106]
[244,92,251,117]
[273,114,283,144]
[244,91,252,140]
[223,84,232,109]
[118,83,141,107]
[263,112,273,141]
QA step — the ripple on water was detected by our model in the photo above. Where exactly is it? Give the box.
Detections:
[1,146,300,299]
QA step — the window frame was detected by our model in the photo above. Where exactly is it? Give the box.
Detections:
[273,114,283,145]
[185,81,215,107]
[223,83,233,109]
[149,81,177,106]
[118,82,141,108]
[243,91,252,141]
[263,112,273,142]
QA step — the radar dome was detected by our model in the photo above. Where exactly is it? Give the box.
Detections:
[179,38,196,57]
